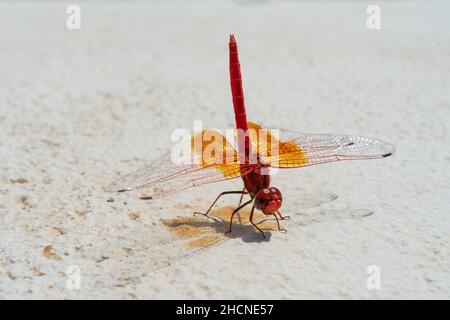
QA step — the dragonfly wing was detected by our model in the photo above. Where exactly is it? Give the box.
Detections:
[270,134,395,168]
[247,122,395,168]
[104,129,253,198]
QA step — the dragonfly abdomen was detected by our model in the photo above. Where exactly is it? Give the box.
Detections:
[229,34,251,158]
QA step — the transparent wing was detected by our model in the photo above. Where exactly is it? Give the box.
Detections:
[104,129,253,198]
[247,122,395,168]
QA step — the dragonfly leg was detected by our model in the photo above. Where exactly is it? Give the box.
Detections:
[274,214,287,233]
[225,199,253,236]
[249,204,266,239]
[237,186,246,207]
[194,191,247,217]
[236,186,248,224]
[277,210,290,220]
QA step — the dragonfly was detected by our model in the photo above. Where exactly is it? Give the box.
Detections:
[105,35,395,238]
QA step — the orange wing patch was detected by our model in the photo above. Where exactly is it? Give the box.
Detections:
[247,122,308,167]
[189,124,309,174]
[191,129,241,177]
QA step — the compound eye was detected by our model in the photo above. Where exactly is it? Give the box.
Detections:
[261,188,271,198]
[258,188,272,200]
[270,187,282,199]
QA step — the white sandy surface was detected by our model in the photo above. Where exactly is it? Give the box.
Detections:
[0,1,449,299]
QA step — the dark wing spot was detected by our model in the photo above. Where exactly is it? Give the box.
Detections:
[382,153,392,158]
[140,196,153,200]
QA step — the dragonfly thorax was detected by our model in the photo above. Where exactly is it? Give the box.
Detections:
[254,187,283,215]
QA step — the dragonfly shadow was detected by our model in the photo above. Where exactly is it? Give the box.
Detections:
[176,217,272,243]
[162,205,375,250]
[231,225,273,243]
[162,206,276,248]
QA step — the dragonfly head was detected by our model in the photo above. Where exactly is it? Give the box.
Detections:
[255,187,283,215]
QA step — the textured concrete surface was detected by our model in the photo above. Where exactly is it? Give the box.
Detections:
[0,1,449,299]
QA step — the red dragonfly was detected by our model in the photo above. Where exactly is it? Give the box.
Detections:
[106,35,395,238]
